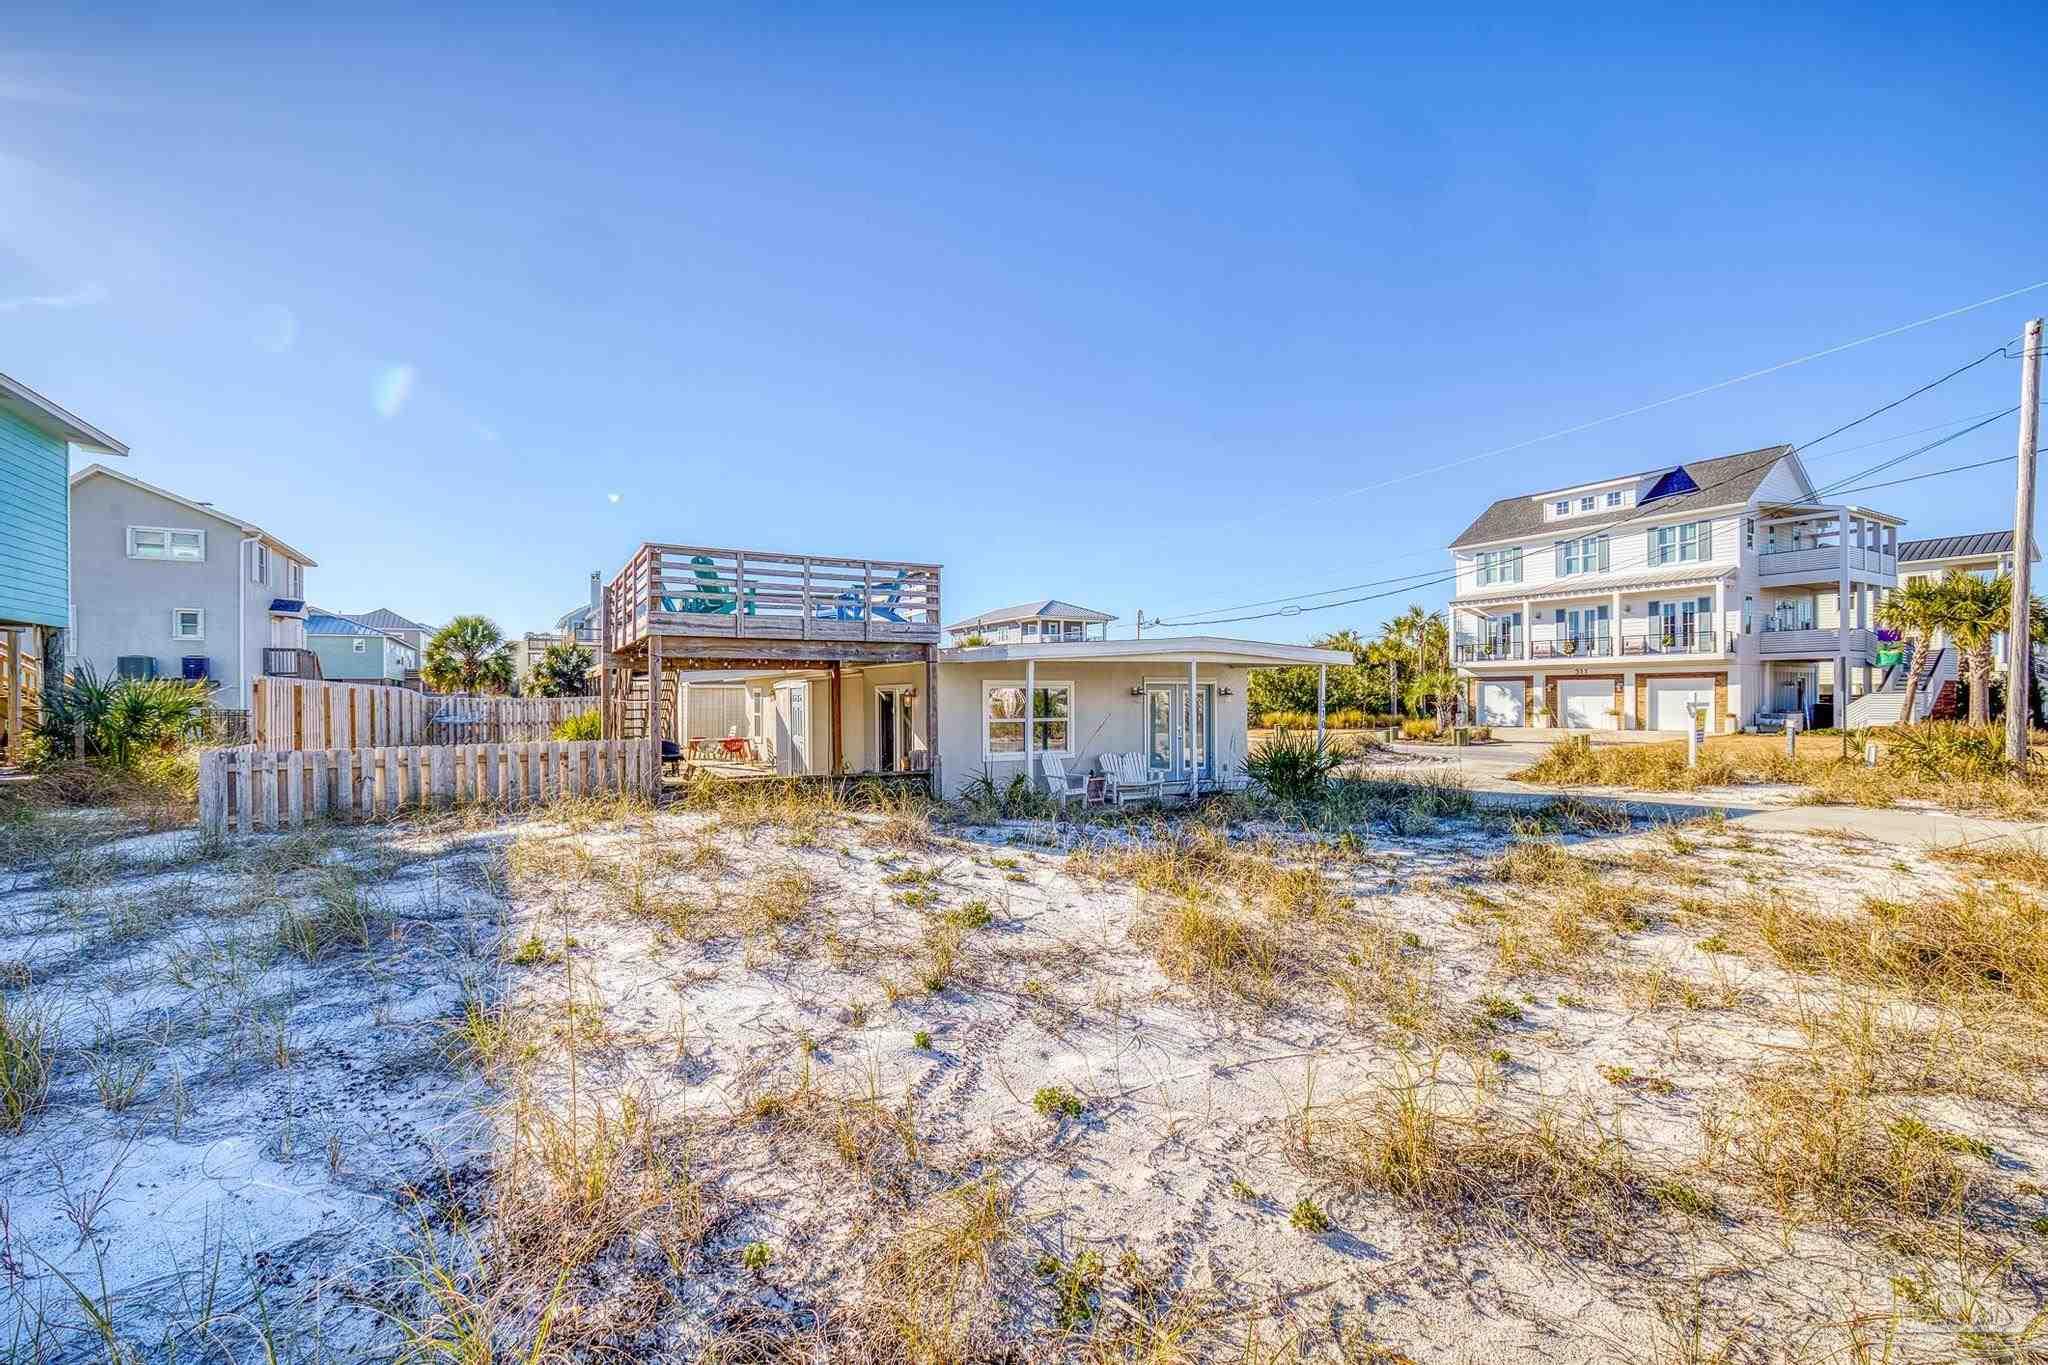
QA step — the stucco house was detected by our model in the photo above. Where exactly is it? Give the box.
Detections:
[1,372,126,755]
[68,464,316,708]
[305,611,417,682]
[1448,444,1908,733]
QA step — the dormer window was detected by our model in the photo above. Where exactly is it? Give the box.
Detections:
[1605,490,1624,508]
[1554,499,1570,516]
[1578,496,1596,512]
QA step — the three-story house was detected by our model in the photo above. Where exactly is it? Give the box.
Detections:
[1447,444,1903,733]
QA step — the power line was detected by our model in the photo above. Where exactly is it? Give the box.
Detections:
[1332,280,2048,499]
[1828,453,2017,499]
[1156,342,2022,630]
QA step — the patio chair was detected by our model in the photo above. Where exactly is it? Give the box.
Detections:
[1101,752,1165,806]
[1039,752,1089,809]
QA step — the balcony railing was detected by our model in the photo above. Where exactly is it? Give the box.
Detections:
[262,647,323,679]
[606,543,942,652]
[1530,635,1612,660]
[1620,629,1719,656]
[1454,640,1525,663]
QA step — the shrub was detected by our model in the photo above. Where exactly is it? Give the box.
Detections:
[1400,719,1439,741]
[1254,708,1399,732]
[1243,728,1352,801]
[33,664,210,765]
[1883,722,2011,780]
[553,709,603,741]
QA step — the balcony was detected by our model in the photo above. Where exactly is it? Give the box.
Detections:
[1620,629,1719,657]
[1758,625,1878,659]
[1530,635,1612,660]
[606,543,942,653]
[1454,640,1526,664]
[1757,546,1897,587]
[262,647,323,679]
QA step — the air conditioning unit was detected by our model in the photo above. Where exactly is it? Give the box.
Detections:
[115,655,159,680]
[181,656,211,680]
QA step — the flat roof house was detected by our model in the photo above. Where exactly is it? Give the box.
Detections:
[1447,444,1906,734]
[1,372,126,756]
[69,464,317,709]
[598,541,1347,799]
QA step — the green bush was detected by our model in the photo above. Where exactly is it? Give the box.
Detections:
[1243,728,1352,801]
[33,664,210,765]
[552,709,603,741]
[1400,718,1440,741]
[1883,722,2010,780]
[1253,708,1398,732]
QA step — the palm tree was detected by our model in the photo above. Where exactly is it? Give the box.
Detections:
[1934,572,2011,726]
[423,615,516,695]
[1874,578,1948,725]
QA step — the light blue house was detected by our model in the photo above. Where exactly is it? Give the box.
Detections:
[1,372,127,636]
[305,611,417,682]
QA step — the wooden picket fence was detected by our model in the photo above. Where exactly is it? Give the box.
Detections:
[249,680,600,751]
[425,694,599,744]
[251,677,435,751]
[198,739,652,835]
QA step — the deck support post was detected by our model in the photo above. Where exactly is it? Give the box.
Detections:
[1188,657,1200,802]
[829,663,844,775]
[1023,657,1036,791]
[924,650,940,799]
[5,629,20,762]
[647,647,663,792]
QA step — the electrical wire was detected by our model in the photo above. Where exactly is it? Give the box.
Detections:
[1155,344,2026,629]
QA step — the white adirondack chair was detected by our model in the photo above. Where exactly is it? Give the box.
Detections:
[1040,752,1089,808]
[1101,751,1164,806]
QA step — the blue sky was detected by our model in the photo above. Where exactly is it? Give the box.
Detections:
[4,5,2046,643]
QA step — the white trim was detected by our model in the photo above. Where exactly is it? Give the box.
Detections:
[0,371,126,454]
[70,463,319,566]
[945,636,1349,667]
[981,678,1074,762]
[171,607,204,641]
[127,525,207,561]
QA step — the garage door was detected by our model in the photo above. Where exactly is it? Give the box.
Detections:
[1648,678,1714,733]
[1558,680,1616,731]
[1477,681,1525,727]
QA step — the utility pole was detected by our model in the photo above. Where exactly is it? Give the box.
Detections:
[2008,317,2042,767]
[1135,611,1147,641]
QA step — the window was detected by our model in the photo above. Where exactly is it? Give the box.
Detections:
[1605,490,1624,508]
[1556,534,1609,576]
[171,608,204,640]
[1554,499,1570,516]
[982,681,1072,758]
[1649,520,1714,566]
[1743,596,1754,635]
[251,544,269,583]
[1745,518,1756,550]
[1063,621,1086,640]
[1476,547,1523,585]
[128,527,206,561]
[1021,621,1039,639]
[1578,495,1596,512]
[352,638,368,654]
[286,561,303,597]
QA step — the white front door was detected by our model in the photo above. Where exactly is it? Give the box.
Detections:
[1649,678,1714,732]
[774,683,810,775]
[1146,682,1215,779]
[1558,679,1614,731]
[1478,681,1525,726]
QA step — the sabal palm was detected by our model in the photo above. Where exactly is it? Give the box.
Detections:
[1935,572,2012,726]
[1874,578,1947,726]
[423,615,516,695]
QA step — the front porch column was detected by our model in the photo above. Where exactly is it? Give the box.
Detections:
[1024,657,1036,788]
[647,647,663,786]
[1609,589,1623,673]
[1188,658,1201,800]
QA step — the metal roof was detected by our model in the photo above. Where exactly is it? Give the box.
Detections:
[945,599,1117,632]
[341,608,431,633]
[1897,530,2015,562]
[1448,445,1796,550]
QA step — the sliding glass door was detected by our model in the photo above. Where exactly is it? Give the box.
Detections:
[1146,682,1215,779]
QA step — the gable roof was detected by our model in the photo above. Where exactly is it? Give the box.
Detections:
[1898,530,2032,563]
[1448,444,1797,550]
[69,463,318,565]
[306,611,416,650]
[0,372,126,455]
[946,599,1116,633]
[341,608,431,633]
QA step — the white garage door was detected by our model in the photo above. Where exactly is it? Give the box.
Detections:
[1558,680,1616,731]
[1649,678,1714,733]
[1477,681,1525,727]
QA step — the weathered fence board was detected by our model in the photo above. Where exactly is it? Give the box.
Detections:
[249,681,601,751]
[198,739,648,834]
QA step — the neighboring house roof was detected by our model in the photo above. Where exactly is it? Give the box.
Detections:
[306,611,416,652]
[69,463,318,565]
[1448,444,1797,550]
[941,635,1350,666]
[946,599,1117,633]
[0,371,127,455]
[342,607,432,634]
[1898,530,2031,562]
[555,603,594,632]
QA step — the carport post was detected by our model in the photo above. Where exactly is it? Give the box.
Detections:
[1316,665,1327,744]
[1023,657,1035,789]
[1188,657,1200,801]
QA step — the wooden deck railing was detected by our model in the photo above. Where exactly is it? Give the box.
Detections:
[606,543,941,652]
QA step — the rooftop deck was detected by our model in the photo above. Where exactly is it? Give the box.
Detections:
[605,543,942,656]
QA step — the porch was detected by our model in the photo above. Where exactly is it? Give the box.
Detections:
[1756,505,1901,588]
[1454,581,1733,667]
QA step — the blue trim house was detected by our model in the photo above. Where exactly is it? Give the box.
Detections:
[0,372,127,632]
